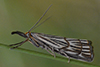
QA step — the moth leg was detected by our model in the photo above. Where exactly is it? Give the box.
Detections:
[44,46,56,57]
[45,48,54,55]
[68,57,70,63]
[63,52,70,63]
[62,52,70,63]
[45,49,53,55]
[9,42,23,46]
[51,47,56,58]
[10,38,29,49]
[60,49,70,63]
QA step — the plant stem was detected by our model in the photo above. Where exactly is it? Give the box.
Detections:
[0,43,99,67]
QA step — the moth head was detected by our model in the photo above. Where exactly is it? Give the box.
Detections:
[11,31,28,38]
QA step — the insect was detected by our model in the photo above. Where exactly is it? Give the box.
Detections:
[10,5,94,63]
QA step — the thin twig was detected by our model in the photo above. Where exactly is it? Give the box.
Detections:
[0,43,99,67]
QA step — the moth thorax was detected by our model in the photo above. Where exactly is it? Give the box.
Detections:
[26,32,30,38]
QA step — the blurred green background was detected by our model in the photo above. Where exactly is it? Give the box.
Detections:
[0,0,100,67]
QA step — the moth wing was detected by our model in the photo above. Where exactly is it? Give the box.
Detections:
[62,38,94,62]
[31,32,94,62]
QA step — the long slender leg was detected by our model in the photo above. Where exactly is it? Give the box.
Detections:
[9,42,23,46]
[68,57,70,63]
[63,52,70,63]
[10,38,29,49]
[44,46,56,57]
[60,49,70,63]
[51,47,56,58]
[45,48,54,56]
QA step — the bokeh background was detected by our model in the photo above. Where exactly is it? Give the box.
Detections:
[0,0,100,67]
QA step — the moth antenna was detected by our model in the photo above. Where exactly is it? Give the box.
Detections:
[28,4,52,32]
[32,16,51,30]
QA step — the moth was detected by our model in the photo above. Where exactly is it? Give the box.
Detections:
[10,5,94,63]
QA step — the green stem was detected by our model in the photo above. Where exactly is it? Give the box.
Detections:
[0,43,99,67]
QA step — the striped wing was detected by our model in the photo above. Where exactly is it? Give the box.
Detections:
[29,32,94,62]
